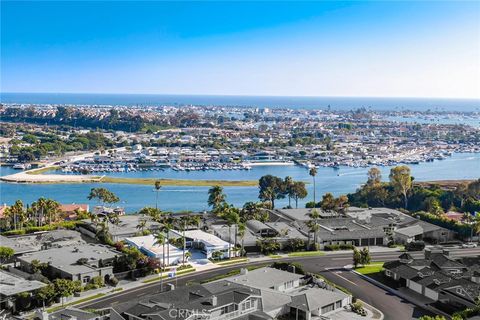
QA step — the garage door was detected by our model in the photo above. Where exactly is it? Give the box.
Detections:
[408,280,422,294]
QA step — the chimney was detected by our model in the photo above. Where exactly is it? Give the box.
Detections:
[210,295,217,306]
[240,268,248,275]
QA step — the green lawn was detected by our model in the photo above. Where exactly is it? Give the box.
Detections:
[355,262,384,275]
[47,293,106,313]
[287,251,325,257]
[268,254,282,259]
[142,268,196,283]
[214,258,249,266]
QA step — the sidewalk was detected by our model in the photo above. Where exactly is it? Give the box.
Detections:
[24,247,403,316]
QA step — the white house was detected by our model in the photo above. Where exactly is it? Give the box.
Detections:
[172,229,231,259]
[124,235,184,266]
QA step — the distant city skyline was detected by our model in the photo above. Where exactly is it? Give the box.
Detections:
[1,1,479,99]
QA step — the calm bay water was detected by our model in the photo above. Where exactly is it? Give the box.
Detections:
[1,92,479,112]
[1,153,478,212]
[387,115,480,128]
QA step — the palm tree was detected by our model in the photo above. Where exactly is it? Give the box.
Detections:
[174,215,189,265]
[162,216,174,266]
[32,197,48,226]
[154,180,162,210]
[238,222,246,256]
[284,176,294,208]
[138,207,162,221]
[308,209,321,249]
[464,212,474,241]
[208,185,226,212]
[45,199,60,224]
[136,218,147,234]
[5,200,26,230]
[153,232,166,291]
[190,215,201,229]
[309,167,318,206]
[223,207,240,259]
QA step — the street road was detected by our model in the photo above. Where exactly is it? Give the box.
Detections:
[79,248,480,319]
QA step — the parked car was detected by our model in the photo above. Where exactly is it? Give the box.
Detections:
[462,242,477,248]
[405,241,426,251]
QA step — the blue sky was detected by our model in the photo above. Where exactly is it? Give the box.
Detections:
[1,1,479,98]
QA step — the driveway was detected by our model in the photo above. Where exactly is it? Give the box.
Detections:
[318,269,433,320]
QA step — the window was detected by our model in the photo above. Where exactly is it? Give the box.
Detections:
[335,300,342,309]
[284,280,295,289]
[83,276,91,283]
[219,306,229,315]
[321,303,335,314]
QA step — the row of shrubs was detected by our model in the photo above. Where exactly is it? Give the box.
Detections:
[324,244,356,251]
[2,221,81,236]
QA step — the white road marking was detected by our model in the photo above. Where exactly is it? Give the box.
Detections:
[328,270,358,286]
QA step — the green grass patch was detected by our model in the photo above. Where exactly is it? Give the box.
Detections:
[355,262,384,275]
[47,293,106,313]
[288,251,325,257]
[214,258,249,265]
[99,176,257,187]
[142,268,196,283]
[268,254,282,259]
[27,166,60,175]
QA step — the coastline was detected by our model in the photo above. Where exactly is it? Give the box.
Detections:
[0,170,258,187]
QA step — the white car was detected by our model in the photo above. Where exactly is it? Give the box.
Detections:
[462,243,477,248]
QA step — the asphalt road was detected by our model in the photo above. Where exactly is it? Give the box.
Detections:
[319,269,432,320]
[79,248,480,319]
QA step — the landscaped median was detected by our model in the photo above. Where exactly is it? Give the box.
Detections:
[354,262,384,275]
[287,251,325,257]
[142,266,196,283]
[47,293,106,313]
[213,257,249,266]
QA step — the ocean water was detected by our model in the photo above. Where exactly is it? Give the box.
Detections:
[1,153,479,212]
[1,92,479,112]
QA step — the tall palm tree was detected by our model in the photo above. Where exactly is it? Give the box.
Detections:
[309,167,318,206]
[223,207,240,258]
[45,199,60,224]
[208,185,226,212]
[178,216,189,264]
[5,200,26,230]
[162,215,174,266]
[238,222,246,257]
[153,231,166,291]
[464,212,474,241]
[32,197,48,226]
[285,176,294,208]
[154,180,162,210]
[308,209,321,249]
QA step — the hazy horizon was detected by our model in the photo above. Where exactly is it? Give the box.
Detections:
[2,1,479,99]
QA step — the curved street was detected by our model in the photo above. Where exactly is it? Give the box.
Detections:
[78,248,480,320]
